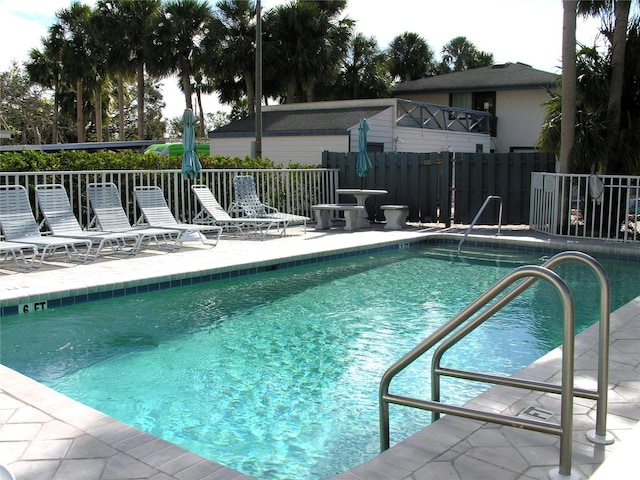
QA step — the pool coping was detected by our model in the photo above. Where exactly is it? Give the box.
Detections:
[1,225,640,479]
[3,226,640,316]
[0,228,432,316]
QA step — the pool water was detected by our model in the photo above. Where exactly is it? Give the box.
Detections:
[2,245,639,480]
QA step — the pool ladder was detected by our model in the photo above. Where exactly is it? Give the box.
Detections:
[379,251,613,480]
[458,195,502,252]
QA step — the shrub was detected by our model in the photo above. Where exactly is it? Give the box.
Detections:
[0,151,278,171]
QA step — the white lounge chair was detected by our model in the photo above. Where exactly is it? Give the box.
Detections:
[0,185,92,263]
[35,184,141,257]
[87,182,182,253]
[232,175,309,232]
[0,240,40,270]
[191,184,288,239]
[133,186,222,246]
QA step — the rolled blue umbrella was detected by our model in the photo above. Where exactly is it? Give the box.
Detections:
[356,118,372,183]
[181,108,202,180]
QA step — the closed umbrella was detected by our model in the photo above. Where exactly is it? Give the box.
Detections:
[181,108,201,180]
[356,118,372,188]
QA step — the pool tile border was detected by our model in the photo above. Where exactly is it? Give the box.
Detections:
[0,241,410,317]
[3,233,640,317]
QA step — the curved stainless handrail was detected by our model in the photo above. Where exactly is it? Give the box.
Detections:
[458,195,502,252]
[379,251,613,478]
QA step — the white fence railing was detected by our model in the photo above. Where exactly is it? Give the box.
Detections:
[530,172,640,242]
[0,168,339,231]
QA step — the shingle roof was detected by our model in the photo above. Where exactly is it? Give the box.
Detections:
[393,62,560,94]
[208,105,390,137]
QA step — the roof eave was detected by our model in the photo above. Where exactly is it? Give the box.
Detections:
[209,129,349,139]
[394,83,558,94]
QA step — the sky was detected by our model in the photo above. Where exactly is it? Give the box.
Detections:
[0,0,607,123]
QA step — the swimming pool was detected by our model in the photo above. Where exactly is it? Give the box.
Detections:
[1,244,638,480]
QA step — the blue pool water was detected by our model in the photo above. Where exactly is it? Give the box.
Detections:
[2,245,639,479]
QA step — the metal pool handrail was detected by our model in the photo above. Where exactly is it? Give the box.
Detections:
[434,251,613,444]
[458,195,502,252]
[379,251,613,479]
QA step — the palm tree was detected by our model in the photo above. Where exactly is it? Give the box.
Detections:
[619,16,640,174]
[540,44,610,173]
[86,8,113,142]
[387,32,435,83]
[577,0,635,174]
[156,0,212,112]
[102,0,161,140]
[440,36,494,72]
[265,0,352,103]
[560,1,578,175]
[95,0,143,141]
[56,3,94,143]
[205,0,256,110]
[24,49,50,143]
[334,33,391,100]
[25,24,65,144]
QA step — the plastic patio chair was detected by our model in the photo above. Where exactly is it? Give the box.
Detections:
[133,186,222,247]
[191,184,289,239]
[0,185,92,263]
[35,184,142,257]
[87,182,183,254]
[232,175,309,232]
[0,240,40,270]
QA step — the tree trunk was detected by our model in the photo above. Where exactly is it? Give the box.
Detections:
[118,75,125,141]
[604,0,630,174]
[560,0,577,174]
[182,71,192,110]
[305,78,315,103]
[244,70,255,112]
[137,64,145,140]
[196,88,205,138]
[76,79,84,143]
[95,83,103,142]
[286,77,296,103]
[558,0,577,233]
[52,79,60,144]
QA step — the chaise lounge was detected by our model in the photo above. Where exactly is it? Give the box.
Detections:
[87,182,183,254]
[133,185,222,247]
[191,184,289,239]
[35,184,142,257]
[232,175,309,232]
[0,185,93,263]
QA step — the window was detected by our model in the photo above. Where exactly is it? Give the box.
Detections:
[450,91,497,137]
[449,91,497,137]
[450,92,472,110]
[449,91,495,114]
[472,92,496,115]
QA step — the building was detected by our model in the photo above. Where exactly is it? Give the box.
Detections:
[207,98,491,166]
[392,62,559,153]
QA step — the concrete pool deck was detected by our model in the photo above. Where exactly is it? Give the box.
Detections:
[0,223,639,480]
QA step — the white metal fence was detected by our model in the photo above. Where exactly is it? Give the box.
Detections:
[530,172,640,242]
[0,168,339,231]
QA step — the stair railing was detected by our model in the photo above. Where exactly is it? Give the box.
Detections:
[458,195,502,251]
[379,251,613,479]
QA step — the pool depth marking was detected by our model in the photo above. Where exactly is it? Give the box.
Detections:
[19,301,47,314]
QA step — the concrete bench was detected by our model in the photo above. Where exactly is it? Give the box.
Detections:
[380,204,409,230]
[311,204,365,231]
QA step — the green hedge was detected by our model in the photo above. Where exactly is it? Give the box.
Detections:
[0,151,278,171]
